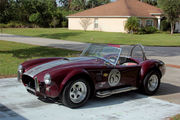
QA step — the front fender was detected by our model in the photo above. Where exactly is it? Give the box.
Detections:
[58,68,90,93]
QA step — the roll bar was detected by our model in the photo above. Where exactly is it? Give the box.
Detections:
[130,44,147,61]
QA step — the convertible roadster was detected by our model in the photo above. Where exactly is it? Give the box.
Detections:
[18,44,165,108]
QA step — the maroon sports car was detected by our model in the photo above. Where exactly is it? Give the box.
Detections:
[18,44,165,108]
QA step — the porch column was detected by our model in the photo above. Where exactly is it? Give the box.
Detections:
[157,17,161,30]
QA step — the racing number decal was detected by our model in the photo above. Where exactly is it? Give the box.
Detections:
[108,69,121,86]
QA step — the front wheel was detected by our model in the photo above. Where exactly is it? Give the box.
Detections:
[61,78,91,108]
[141,71,161,95]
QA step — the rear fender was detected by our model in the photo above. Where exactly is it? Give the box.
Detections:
[139,60,160,86]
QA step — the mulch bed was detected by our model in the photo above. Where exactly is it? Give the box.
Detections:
[166,64,180,69]
[0,75,17,79]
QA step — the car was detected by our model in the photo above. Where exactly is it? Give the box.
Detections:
[18,44,166,108]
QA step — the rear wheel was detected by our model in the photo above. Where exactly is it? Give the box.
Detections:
[141,70,161,95]
[61,78,91,108]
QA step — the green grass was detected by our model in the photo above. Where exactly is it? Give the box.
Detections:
[0,40,80,77]
[2,28,180,46]
[171,114,180,120]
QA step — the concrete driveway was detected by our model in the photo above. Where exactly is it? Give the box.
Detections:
[0,70,180,120]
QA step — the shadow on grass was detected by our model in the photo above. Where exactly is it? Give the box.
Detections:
[37,32,82,39]
[0,46,80,59]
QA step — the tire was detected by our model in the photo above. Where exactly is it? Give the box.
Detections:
[141,70,161,95]
[61,78,91,108]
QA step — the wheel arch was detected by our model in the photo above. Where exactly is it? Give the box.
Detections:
[59,69,95,98]
[139,60,162,87]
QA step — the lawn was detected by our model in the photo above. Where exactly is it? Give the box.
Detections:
[0,40,79,78]
[2,28,180,46]
[171,114,180,120]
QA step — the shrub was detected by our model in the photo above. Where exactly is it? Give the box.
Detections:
[0,22,36,28]
[49,17,59,28]
[29,13,41,27]
[144,26,158,34]
[61,21,67,28]
[6,22,25,28]
[125,17,140,34]
[137,26,158,34]
[6,22,15,28]
[137,27,146,34]
[0,24,7,28]
[160,20,170,31]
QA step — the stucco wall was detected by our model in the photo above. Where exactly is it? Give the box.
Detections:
[68,17,128,32]
[68,18,94,31]
[68,17,158,32]
[175,21,180,33]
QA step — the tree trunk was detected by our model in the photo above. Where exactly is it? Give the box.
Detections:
[170,22,174,35]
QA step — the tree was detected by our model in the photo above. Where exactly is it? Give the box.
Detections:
[0,0,59,27]
[87,0,110,8]
[50,17,59,28]
[70,0,87,11]
[29,13,41,27]
[139,0,157,6]
[158,0,180,34]
[58,0,72,9]
[0,0,9,23]
[125,17,140,34]
[80,18,92,31]
[0,0,19,23]
[58,0,110,11]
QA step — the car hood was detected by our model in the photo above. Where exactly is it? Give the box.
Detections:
[23,57,98,78]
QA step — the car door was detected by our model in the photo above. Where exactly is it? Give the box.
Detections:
[100,64,141,90]
[115,65,141,87]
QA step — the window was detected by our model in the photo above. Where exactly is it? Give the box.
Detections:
[146,19,154,26]
[138,19,143,27]
[94,18,98,28]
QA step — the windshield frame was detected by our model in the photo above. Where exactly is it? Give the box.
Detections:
[80,44,122,66]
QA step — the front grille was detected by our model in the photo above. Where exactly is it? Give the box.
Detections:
[39,82,45,93]
[22,75,35,89]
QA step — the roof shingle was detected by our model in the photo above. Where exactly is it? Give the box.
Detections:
[68,0,162,18]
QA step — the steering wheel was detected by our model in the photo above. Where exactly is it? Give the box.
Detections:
[104,54,117,64]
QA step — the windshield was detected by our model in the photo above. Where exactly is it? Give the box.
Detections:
[81,44,121,65]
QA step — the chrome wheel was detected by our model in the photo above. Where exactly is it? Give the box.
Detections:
[69,81,87,103]
[148,74,159,92]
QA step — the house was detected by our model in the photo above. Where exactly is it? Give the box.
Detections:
[175,21,180,33]
[67,0,163,33]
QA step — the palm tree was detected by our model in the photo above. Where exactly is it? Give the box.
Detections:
[125,17,140,34]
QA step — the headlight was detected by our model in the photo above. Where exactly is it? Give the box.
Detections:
[18,65,23,73]
[18,65,23,82]
[44,73,51,85]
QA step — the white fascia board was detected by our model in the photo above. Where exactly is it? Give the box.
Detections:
[150,13,162,15]
[66,16,131,18]
[66,16,157,19]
